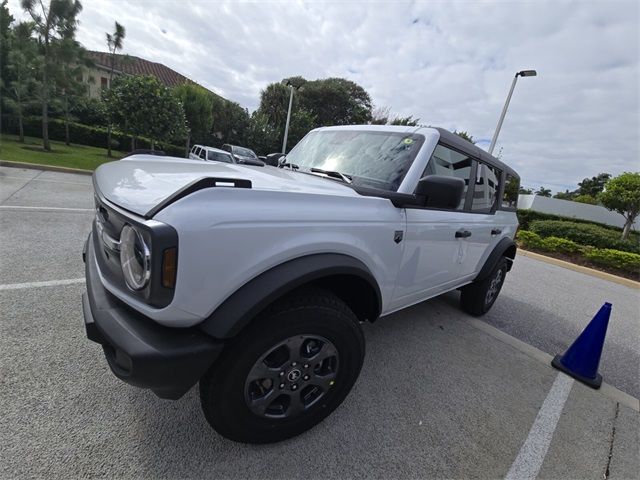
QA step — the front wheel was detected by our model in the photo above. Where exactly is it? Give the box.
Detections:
[199,288,365,443]
[460,257,509,316]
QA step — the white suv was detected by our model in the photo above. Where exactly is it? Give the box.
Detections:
[188,145,234,163]
[83,125,520,443]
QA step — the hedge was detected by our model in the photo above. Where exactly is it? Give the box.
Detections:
[583,249,640,274]
[516,230,640,275]
[1,115,185,158]
[530,220,640,254]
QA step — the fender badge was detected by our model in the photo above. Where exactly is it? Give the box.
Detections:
[394,231,404,244]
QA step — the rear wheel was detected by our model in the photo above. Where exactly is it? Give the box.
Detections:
[199,288,365,443]
[460,257,509,316]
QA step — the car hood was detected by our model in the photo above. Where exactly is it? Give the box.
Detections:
[94,155,358,217]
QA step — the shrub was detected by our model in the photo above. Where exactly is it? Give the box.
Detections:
[516,209,639,240]
[539,236,582,254]
[1,116,185,158]
[584,249,640,275]
[530,220,640,254]
[516,230,543,249]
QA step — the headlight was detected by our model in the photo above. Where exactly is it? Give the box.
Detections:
[120,224,151,290]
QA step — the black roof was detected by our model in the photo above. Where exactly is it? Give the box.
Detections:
[434,127,519,179]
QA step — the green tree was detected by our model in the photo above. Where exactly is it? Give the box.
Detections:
[211,97,250,146]
[21,0,83,151]
[173,83,213,156]
[298,77,372,126]
[105,21,125,157]
[573,194,597,205]
[0,0,14,97]
[599,172,640,240]
[103,75,186,150]
[519,186,533,195]
[577,173,611,197]
[453,130,475,144]
[246,110,279,155]
[554,189,575,201]
[51,37,90,145]
[4,21,37,142]
[370,105,390,125]
[535,186,552,197]
[390,115,419,126]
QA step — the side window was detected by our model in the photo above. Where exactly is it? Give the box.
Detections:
[422,144,473,210]
[199,148,206,159]
[471,163,501,212]
[502,173,520,210]
[190,146,196,154]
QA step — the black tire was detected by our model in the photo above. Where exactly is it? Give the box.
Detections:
[460,257,509,316]
[199,287,365,444]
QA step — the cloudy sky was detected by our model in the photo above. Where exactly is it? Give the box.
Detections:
[8,0,639,191]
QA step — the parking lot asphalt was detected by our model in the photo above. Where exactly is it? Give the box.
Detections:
[1,166,638,479]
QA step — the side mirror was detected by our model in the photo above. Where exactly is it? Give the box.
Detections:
[415,175,465,209]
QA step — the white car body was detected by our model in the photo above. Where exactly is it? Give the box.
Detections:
[91,126,519,328]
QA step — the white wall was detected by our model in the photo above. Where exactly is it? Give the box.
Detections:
[518,195,637,230]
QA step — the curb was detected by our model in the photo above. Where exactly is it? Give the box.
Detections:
[0,160,93,176]
[518,249,639,290]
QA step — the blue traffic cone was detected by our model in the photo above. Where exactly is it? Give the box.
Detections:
[551,302,612,389]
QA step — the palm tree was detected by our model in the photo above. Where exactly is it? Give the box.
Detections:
[535,186,552,197]
[105,21,125,157]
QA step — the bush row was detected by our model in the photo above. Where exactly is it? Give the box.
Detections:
[529,220,639,254]
[1,115,185,158]
[516,230,640,275]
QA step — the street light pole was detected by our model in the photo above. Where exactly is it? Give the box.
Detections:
[282,83,294,154]
[488,69,537,155]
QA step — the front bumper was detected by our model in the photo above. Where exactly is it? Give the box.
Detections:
[82,234,224,399]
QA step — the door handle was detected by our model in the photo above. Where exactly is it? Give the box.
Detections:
[455,230,472,238]
[491,228,502,236]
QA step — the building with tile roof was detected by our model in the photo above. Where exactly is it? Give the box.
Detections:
[82,51,216,98]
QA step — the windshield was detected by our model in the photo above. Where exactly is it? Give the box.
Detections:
[208,151,233,163]
[233,146,257,158]
[285,130,425,191]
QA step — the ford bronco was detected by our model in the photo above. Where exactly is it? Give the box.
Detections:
[82,125,520,443]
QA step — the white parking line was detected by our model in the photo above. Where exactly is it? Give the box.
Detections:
[0,205,93,213]
[0,175,91,186]
[505,373,574,480]
[0,278,85,291]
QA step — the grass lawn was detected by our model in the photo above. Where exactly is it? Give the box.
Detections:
[0,134,123,170]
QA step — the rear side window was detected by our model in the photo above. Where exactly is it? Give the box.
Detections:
[502,173,520,210]
[208,151,232,163]
[198,148,206,159]
[422,144,473,210]
[471,163,501,212]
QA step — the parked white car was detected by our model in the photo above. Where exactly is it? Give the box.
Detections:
[189,145,235,163]
[83,125,520,443]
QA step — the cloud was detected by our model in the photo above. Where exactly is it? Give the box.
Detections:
[7,0,638,192]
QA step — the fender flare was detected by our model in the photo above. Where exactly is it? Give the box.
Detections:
[199,253,382,339]
[474,237,517,282]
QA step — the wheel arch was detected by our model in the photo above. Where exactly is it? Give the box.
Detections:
[475,237,517,282]
[199,253,382,340]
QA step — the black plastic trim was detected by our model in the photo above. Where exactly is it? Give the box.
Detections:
[83,234,224,399]
[474,237,517,282]
[145,177,252,219]
[200,254,382,339]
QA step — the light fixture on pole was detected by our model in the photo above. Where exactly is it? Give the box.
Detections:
[488,69,537,155]
[282,81,295,154]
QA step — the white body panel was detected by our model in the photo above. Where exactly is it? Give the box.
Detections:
[92,126,519,328]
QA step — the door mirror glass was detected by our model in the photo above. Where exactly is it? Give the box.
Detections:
[415,175,466,209]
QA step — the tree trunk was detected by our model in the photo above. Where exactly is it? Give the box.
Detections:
[17,102,24,143]
[622,218,633,240]
[185,133,190,158]
[150,141,155,151]
[64,95,70,146]
[41,64,50,151]
[107,124,112,157]
[131,136,135,151]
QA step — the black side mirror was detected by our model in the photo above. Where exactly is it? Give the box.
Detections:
[415,175,465,209]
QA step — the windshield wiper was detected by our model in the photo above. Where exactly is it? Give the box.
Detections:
[310,168,353,184]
